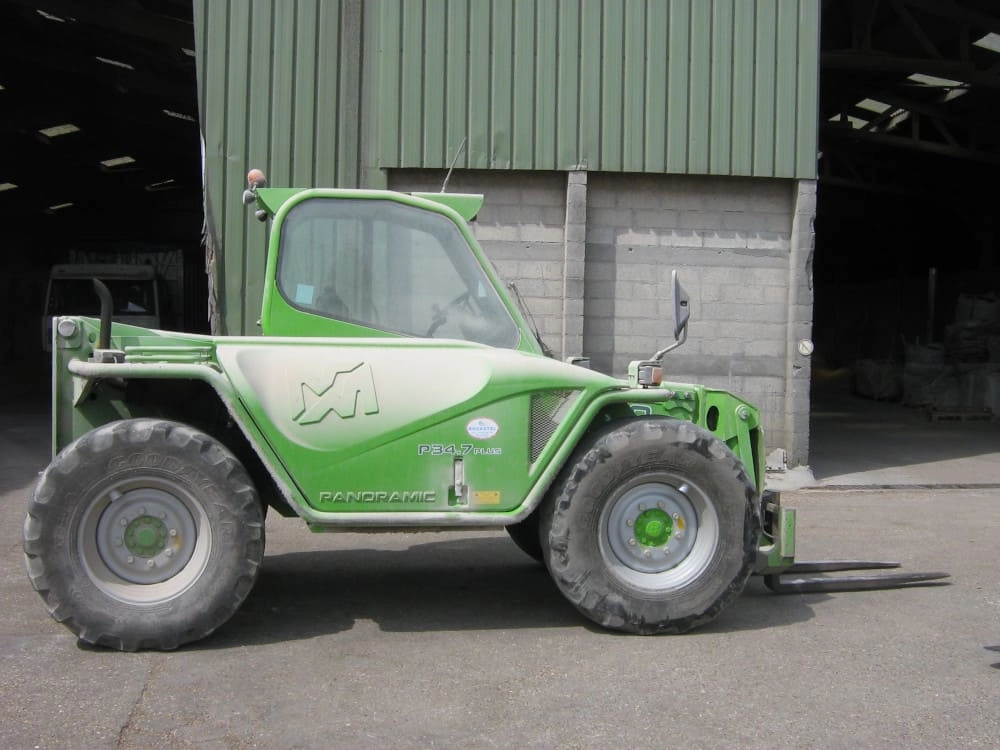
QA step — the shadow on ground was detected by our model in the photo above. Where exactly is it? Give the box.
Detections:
[193,536,819,650]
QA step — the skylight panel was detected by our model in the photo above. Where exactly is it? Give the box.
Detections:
[856,98,891,114]
[828,114,867,129]
[39,124,80,137]
[907,73,963,88]
[100,156,136,168]
[973,33,1000,54]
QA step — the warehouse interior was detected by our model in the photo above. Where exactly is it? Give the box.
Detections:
[1,0,998,431]
[815,0,1000,418]
[0,0,204,396]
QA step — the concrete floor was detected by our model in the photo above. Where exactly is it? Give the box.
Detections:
[790,383,1000,489]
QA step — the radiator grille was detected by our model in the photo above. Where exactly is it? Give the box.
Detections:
[529,390,580,463]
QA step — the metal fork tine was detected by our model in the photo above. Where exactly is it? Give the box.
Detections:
[765,571,951,594]
[783,560,901,574]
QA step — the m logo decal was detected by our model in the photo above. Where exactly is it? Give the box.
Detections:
[294,363,380,425]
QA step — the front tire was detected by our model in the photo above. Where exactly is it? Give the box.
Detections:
[505,509,544,563]
[23,419,264,651]
[541,417,759,634]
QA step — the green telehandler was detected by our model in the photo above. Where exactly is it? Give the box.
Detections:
[23,169,947,651]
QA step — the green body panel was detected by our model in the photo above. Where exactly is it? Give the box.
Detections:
[213,338,615,514]
[51,317,764,525]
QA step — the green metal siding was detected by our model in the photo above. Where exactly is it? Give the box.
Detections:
[374,0,820,178]
[194,0,366,334]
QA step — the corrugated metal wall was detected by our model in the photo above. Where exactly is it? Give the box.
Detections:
[193,0,367,334]
[194,0,820,333]
[375,0,820,177]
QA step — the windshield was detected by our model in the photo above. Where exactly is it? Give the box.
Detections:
[277,197,520,347]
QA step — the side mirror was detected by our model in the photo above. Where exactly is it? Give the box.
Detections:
[672,270,690,341]
[647,270,690,362]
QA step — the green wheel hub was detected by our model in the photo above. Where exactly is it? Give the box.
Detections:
[124,516,169,557]
[634,508,674,547]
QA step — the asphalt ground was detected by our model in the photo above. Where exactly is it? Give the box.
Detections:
[2,389,998,750]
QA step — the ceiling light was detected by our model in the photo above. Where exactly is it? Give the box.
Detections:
[162,109,197,122]
[145,179,177,191]
[47,202,74,212]
[0,182,18,192]
[100,156,136,168]
[96,56,135,70]
[36,9,67,22]
[39,123,80,138]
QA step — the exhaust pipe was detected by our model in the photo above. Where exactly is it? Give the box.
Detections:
[92,278,113,350]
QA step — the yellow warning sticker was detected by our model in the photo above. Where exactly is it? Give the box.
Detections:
[473,490,501,505]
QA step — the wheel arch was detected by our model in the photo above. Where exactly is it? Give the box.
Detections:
[117,378,299,518]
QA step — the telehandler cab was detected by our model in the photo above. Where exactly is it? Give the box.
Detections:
[24,168,947,651]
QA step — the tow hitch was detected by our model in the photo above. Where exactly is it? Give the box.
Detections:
[755,492,951,594]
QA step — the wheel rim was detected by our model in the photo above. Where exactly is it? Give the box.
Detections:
[599,473,719,590]
[78,476,212,604]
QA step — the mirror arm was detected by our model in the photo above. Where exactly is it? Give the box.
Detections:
[651,325,687,362]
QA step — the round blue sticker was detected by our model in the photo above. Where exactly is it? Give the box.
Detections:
[466,417,499,440]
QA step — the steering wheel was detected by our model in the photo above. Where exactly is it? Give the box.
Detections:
[426,292,474,337]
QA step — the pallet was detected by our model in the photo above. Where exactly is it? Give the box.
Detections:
[926,409,993,422]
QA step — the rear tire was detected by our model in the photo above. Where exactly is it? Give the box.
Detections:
[23,419,264,651]
[541,417,759,634]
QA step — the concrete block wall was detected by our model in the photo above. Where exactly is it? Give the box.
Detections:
[389,169,815,465]
[585,173,812,459]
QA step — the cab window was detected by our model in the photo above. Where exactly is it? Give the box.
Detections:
[277,198,520,348]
